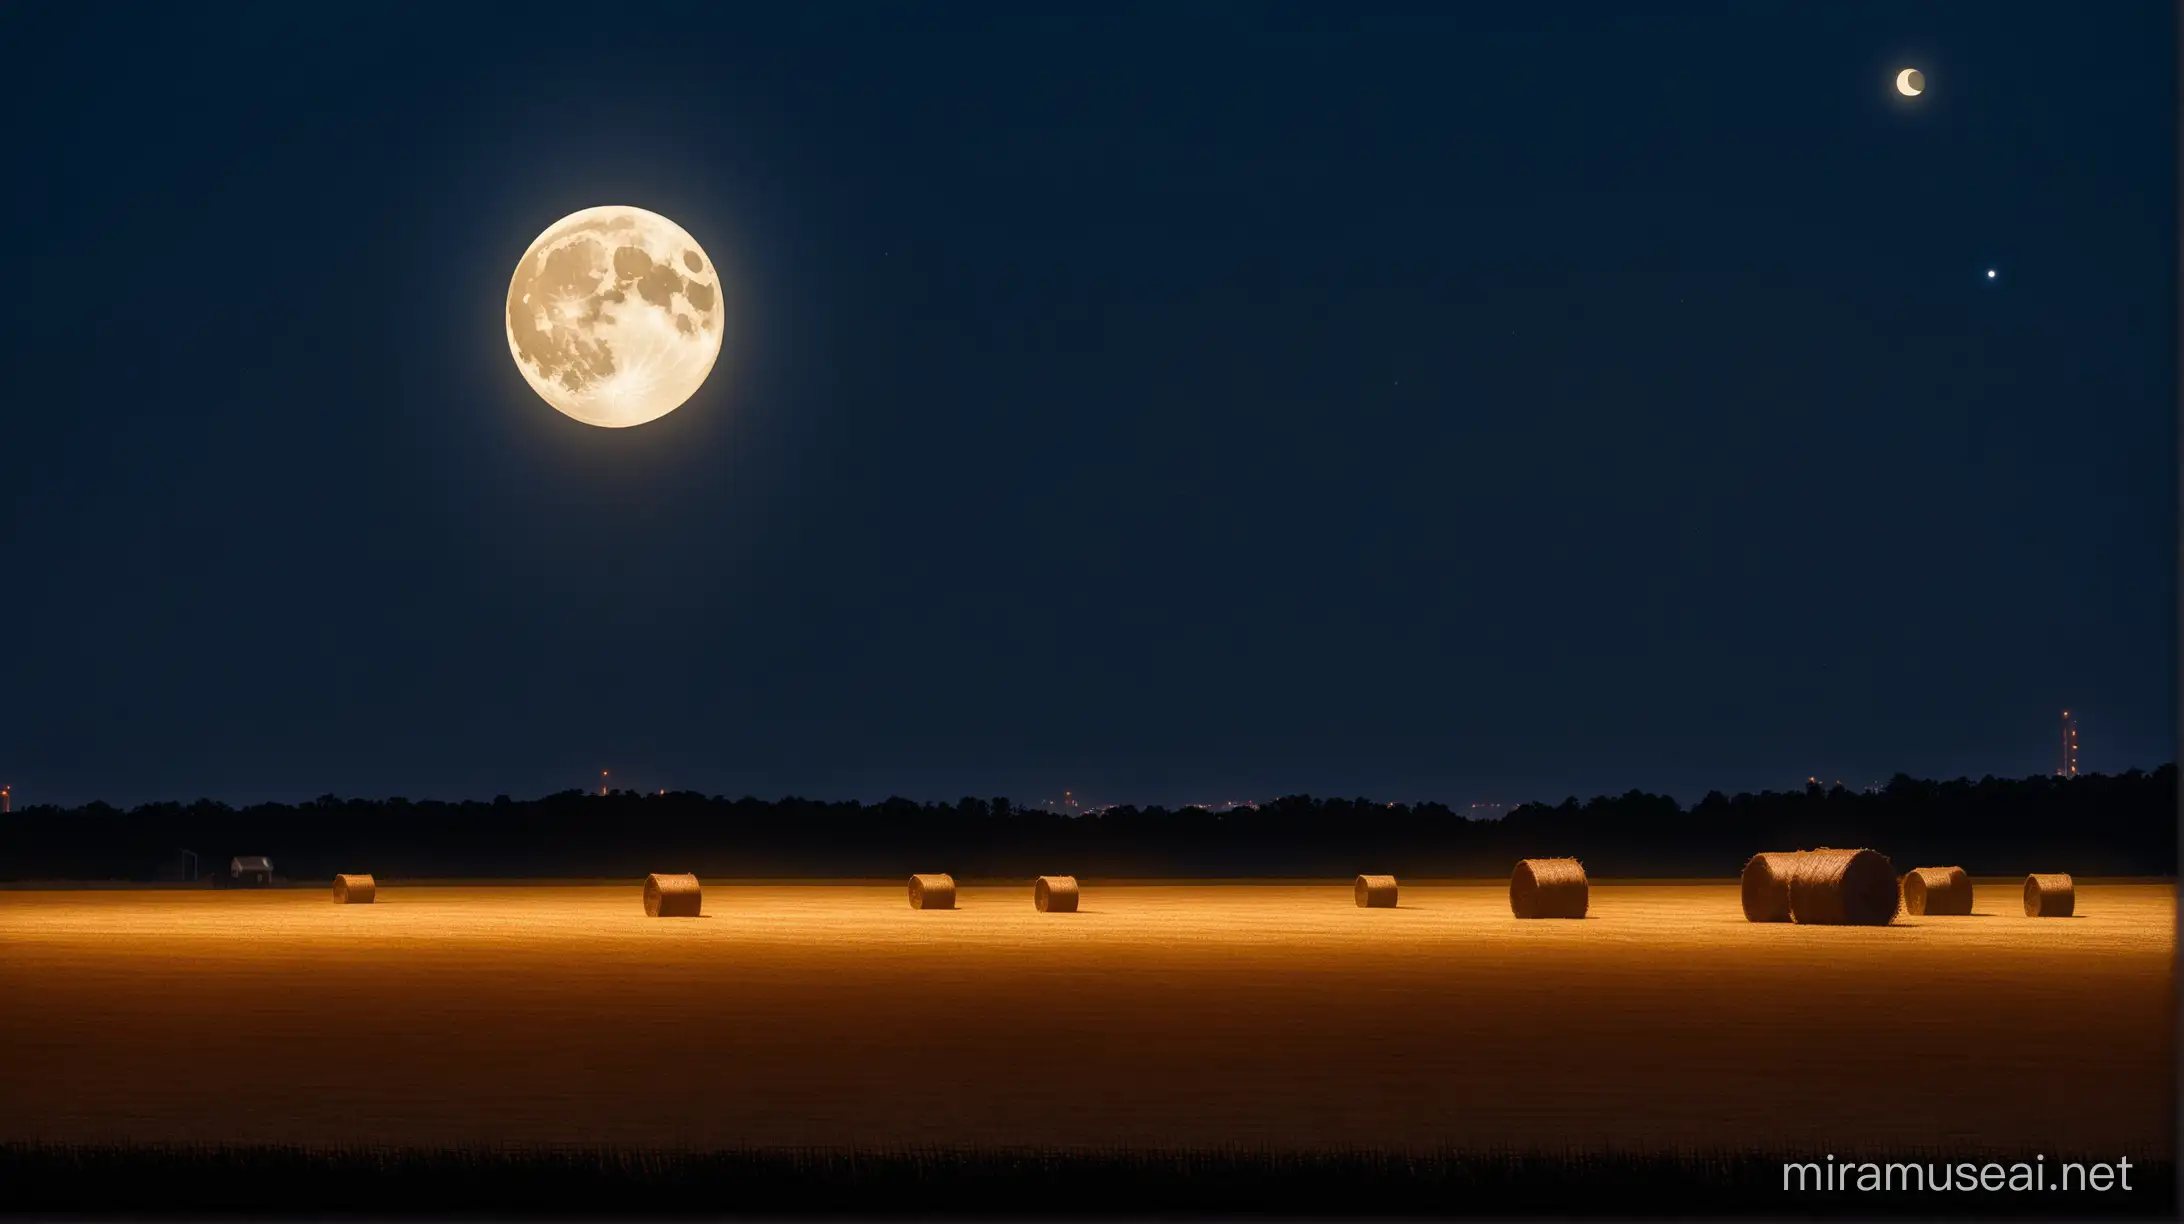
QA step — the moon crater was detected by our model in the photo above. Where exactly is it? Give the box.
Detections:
[506,206,724,428]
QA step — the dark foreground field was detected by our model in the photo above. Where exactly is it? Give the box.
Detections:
[0,883,2172,1215]
[1,1143,2173,1216]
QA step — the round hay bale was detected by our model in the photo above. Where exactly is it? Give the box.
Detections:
[1509,858,1587,919]
[331,873,376,905]
[1739,852,1804,922]
[1787,848,1898,925]
[1901,866,1973,916]
[1353,874,1398,908]
[2024,873,2075,917]
[908,873,956,910]
[643,872,702,918]
[1034,875,1079,913]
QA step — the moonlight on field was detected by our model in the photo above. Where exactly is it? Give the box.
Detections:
[505,206,724,428]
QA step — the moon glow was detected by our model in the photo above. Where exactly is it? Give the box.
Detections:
[1896,68,1924,97]
[506,206,724,428]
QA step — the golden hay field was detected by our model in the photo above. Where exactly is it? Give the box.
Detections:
[0,882,2171,1155]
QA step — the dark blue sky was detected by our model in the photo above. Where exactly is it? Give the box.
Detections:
[3,3,2174,809]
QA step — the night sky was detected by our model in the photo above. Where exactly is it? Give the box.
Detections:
[4,3,2174,810]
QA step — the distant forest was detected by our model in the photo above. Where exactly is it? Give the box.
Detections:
[0,767,2172,882]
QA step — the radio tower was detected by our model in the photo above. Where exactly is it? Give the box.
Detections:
[2057,710,2079,778]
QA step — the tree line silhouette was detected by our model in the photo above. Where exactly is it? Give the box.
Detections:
[0,767,2171,882]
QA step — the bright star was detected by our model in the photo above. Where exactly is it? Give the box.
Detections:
[1986,270,1997,279]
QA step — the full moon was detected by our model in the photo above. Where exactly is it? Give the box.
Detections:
[505,206,724,428]
[1896,68,1924,97]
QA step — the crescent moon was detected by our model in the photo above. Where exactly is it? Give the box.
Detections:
[1896,68,1924,96]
